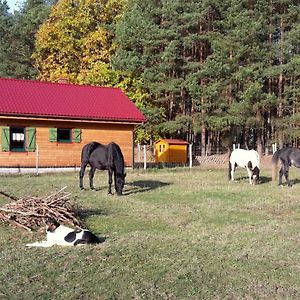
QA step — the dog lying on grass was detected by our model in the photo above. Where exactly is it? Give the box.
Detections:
[26,218,100,247]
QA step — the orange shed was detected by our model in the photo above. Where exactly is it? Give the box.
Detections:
[155,139,189,163]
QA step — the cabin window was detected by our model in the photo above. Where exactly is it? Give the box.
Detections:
[57,128,72,142]
[49,128,82,143]
[10,127,25,151]
[1,126,36,152]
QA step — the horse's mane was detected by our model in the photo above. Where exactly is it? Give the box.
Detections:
[109,142,124,174]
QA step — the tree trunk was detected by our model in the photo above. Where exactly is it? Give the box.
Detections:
[256,109,263,156]
[201,123,206,156]
[277,16,284,149]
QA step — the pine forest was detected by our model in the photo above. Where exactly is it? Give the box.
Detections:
[1,0,300,155]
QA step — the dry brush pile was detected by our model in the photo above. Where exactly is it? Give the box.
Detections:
[0,187,84,231]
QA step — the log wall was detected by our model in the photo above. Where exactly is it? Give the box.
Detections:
[0,118,134,168]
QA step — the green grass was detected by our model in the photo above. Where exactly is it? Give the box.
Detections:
[1,167,300,299]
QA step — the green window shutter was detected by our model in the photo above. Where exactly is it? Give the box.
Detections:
[1,127,10,151]
[26,127,36,152]
[49,128,57,142]
[73,129,82,143]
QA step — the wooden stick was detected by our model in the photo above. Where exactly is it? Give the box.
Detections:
[0,190,19,201]
[0,207,44,217]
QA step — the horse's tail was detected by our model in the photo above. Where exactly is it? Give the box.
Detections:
[272,150,280,182]
[81,142,100,164]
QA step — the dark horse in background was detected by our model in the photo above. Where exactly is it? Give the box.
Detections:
[272,147,300,186]
[79,142,126,195]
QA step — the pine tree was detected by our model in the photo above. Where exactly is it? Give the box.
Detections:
[184,0,223,153]
[114,0,300,149]
[284,19,300,144]
[266,0,300,147]
[30,0,300,148]
[114,0,215,143]
[0,0,55,79]
[0,0,15,77]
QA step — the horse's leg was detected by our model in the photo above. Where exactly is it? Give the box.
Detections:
[278,165,284,185]
[114,172,117,192]
[246,167,252,184]
[230,163,236,181]
[89,167,96,190]
[108,170,113,194]
[79,162,88,190]
[278,158,290,186]
[283,163,291,186]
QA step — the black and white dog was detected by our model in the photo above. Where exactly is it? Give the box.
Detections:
[26,218,100,248]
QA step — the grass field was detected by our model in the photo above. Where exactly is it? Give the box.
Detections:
[1,166,300,299]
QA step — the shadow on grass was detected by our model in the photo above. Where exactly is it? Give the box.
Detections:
[290,178,300,186]
[97,236,107,243]
[276,178,300,187]
[259,176,272,184]
[123,180,171,195]
[78,180,171,195]
[231,176,272,184]
[77,208,108,218]
[80,186,107,192]
[76,208,109,243]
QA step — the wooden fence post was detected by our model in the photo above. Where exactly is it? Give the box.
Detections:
[272,143,277,154]
[35,144,39,175]
[189,144,192,168]
[137,143,141,162]
[143,145,147,169]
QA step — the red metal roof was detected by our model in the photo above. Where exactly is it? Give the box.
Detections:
[156,139,189,145]
[0,78,146,123]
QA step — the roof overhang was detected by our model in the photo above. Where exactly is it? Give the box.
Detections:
[0,114,145,125]
[155,139,189,145]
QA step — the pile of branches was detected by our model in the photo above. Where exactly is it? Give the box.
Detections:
[0,187,84,231]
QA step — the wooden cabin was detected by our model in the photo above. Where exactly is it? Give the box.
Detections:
[155,139,189,163]
[0,78,146,170]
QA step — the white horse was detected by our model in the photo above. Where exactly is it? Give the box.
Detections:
[229,149,260,184]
